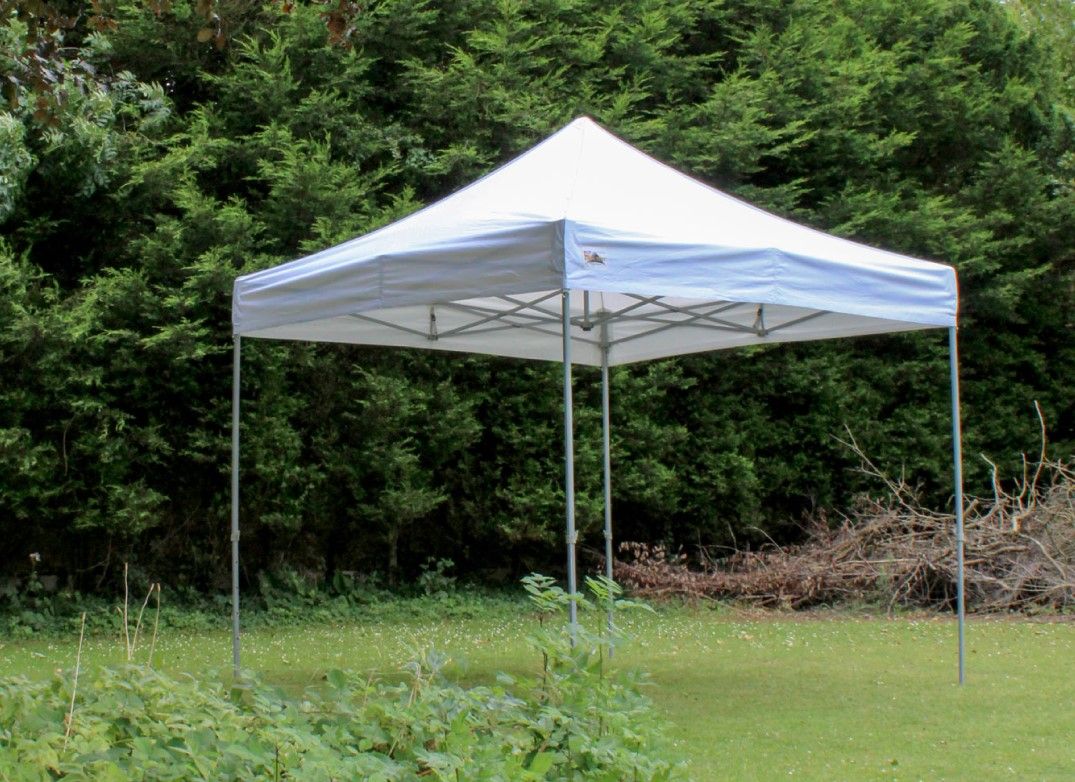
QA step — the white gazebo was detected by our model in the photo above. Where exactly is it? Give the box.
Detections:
[231,117,967,680]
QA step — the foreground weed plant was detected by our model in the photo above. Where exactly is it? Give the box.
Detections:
[0,576,684,781]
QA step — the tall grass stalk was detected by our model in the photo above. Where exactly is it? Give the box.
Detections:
[62,611,86,752]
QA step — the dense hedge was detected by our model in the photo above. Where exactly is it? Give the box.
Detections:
[1,0,1072,593]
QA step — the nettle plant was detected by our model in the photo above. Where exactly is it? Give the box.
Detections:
[0,576,685,781]
[522,572,652,679]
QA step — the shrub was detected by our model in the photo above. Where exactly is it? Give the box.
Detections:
[0,577,685,781]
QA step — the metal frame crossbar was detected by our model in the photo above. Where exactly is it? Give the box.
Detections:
[344,293,834,350]
[438,291,563,339]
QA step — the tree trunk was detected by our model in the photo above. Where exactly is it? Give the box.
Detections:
[387,525,400,587]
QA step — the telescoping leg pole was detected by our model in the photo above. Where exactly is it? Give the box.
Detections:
[562,290,579,640]
[600,336,614,643]
[948,326,966,685]
[231,336,242,678]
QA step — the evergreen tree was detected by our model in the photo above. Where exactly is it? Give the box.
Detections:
[0,0,1071,589]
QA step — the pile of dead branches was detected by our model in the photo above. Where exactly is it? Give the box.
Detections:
[613,407,1074,613]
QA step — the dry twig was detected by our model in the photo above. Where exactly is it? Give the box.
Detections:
[613,409,1073,613]
[63,612,87,752]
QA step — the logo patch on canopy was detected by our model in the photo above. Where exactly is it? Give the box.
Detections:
[582,250,606,266]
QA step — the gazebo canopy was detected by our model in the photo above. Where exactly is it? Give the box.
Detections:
[233,117,957,363]
[229,117,967,684]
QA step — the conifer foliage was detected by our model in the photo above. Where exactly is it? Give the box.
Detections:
[1,0,1072,592]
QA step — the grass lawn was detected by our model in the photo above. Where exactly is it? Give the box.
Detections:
[2,604,1072,781]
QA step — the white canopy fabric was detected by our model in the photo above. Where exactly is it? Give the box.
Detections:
[232,117,957,365]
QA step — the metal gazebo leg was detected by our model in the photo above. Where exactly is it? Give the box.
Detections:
[949,326,966,685]
[231,336,242,678]
[562,290,578,640]
[601,330,614,646]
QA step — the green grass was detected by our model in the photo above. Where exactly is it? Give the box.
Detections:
[2,605,1072,781]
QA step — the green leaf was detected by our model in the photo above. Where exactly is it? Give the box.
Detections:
[326,669,347,690]
[527,750,558,775]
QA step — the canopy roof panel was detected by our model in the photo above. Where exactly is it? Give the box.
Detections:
[233,117,957,366]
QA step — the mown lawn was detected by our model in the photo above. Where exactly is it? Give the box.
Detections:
[2,605,1072,781]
